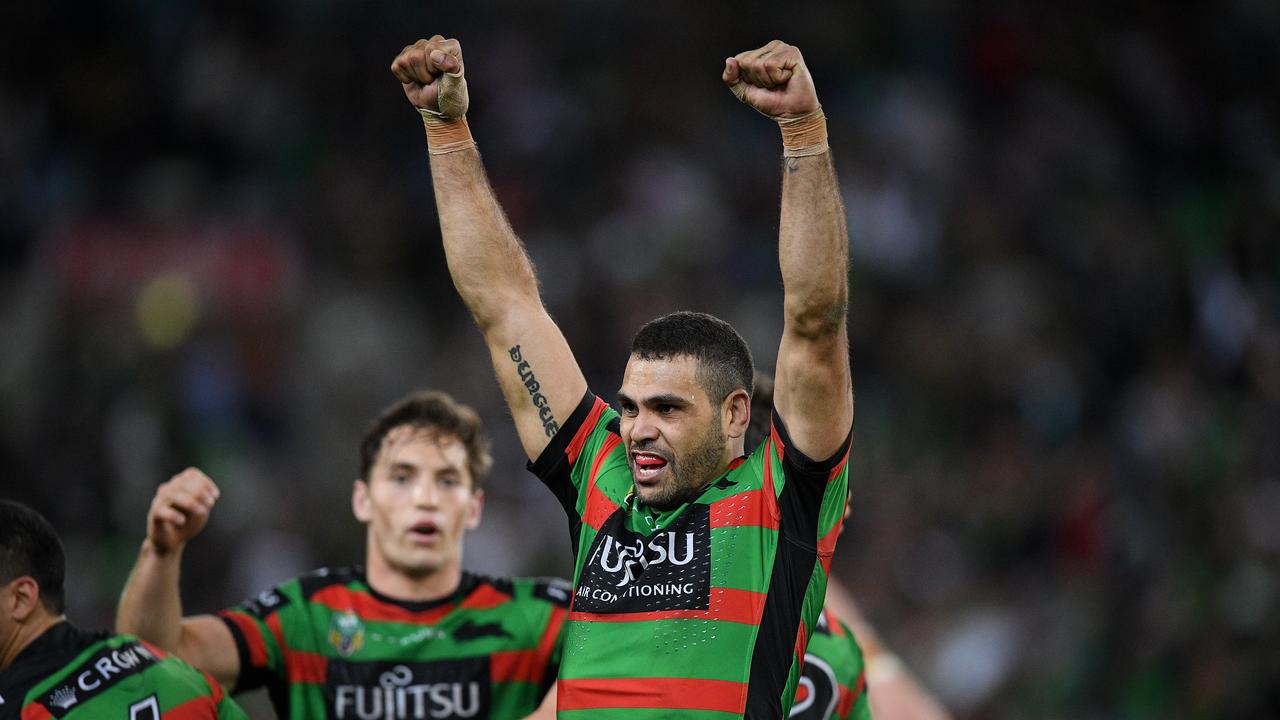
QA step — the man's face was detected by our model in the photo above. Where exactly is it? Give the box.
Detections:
[618,354,728,510]
[353,426,482,580]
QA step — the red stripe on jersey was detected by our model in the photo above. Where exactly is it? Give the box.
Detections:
[266,612,286,663]
[566,397,610,465]
[200,670,225,702]
[569,586,765,626]
[827,446,851,484]
[162,694,220,719]
[21,705,54,720]
[770,420,786,462]
[492,649,540,683]
[533,607,567,685]
[220,610,269,668]
[818,521,842,575]
[837,671,866,717]
[311,585,455,624]
[793,622,810,669]
[825,609,845,637]
[557,677,747,713]
[137,638,169,659]
[461,583,513,610]
[582,435,622,530]
[285,649,327,684]
[710,489,779,529]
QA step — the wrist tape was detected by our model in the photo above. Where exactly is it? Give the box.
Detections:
[778,106,828,158]
[417,107,476,155]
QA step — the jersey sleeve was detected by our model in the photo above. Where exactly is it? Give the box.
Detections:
[528,579,571,694]
[215,583,295,695]
[527,391,620,548]
[768,407,853,559]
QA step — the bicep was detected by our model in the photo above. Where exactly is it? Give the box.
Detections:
[484,305,588,461]
[773,322,853,461]
[177,616,241,691]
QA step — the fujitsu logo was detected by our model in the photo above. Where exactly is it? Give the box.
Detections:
[587,531,697,587]
[333,665,482,719]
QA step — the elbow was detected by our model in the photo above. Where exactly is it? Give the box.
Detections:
[784,291,848,340]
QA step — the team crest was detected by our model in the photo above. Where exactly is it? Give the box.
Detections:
[328,612,365,657]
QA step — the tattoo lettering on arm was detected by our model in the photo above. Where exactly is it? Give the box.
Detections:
[509,345,560,437]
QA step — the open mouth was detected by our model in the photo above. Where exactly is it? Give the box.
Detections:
[631,452,669,484]
[408,520,440,544]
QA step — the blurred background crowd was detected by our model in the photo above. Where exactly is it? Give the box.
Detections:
[1,1,1276,717]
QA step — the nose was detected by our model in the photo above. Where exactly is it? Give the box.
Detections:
[412,478,440,508]
[627,409,660,444]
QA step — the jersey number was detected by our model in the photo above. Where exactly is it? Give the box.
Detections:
[129,695,160,720]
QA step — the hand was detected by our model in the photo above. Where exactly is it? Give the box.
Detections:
[147,468,220,555]
[391,35,469,119]
[722,40,819,119]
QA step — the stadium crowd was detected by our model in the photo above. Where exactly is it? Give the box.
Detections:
[1,0,1276,717]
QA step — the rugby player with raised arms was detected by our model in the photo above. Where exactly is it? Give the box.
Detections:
[393,35,854,718]
[116,390,567,719]
[0,500,247,720]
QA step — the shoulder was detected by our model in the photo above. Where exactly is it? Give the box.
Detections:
[295,565,361,599]
[466,574,571,609]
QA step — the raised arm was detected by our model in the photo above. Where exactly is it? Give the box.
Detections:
[724,41,853,460]
[116,468,241,689]
[392,37,586,461]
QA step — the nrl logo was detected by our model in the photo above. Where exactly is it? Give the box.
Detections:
[328,612,365,657]
[47,686,78,710]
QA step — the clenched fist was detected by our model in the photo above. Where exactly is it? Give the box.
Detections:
[147,468,220,555]
[391,35,469,119]
[723,40,819,119]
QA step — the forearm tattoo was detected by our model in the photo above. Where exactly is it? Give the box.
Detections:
[508,345,560,437]
[785,156,801,174]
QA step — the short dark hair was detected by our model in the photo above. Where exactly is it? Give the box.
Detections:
[630,311,754,404]
[0,500,66,614]
[359,390,493,489]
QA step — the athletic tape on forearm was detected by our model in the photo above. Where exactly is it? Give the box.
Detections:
[417,107,476,155]
[777,106,828,157]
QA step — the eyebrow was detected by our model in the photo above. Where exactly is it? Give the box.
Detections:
[616,392,692,409]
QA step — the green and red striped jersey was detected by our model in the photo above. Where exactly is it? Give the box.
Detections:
[0,622,246,720]
[530,392,853,719]
[791,609,870,720]
[216,567,568,719]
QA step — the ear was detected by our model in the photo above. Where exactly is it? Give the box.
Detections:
[6,577,42,622]
[352,479,371,524]
[465,489,485,531]
[722,388,751,440]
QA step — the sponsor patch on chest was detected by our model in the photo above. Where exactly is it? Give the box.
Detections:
[326,657,490,720]
[573,503,712,613]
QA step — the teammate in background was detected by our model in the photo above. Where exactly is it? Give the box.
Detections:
[0,500,247,720]
[749,374,951,720]
[117,390,567,719]
[394,36,853,718]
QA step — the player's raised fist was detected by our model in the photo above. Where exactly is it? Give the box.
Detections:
[723,40,819,119]
[391,35,469,119]
[146,467,220,555]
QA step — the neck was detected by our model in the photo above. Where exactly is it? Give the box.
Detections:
[364,554,464,603]
[0,612,61,672]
